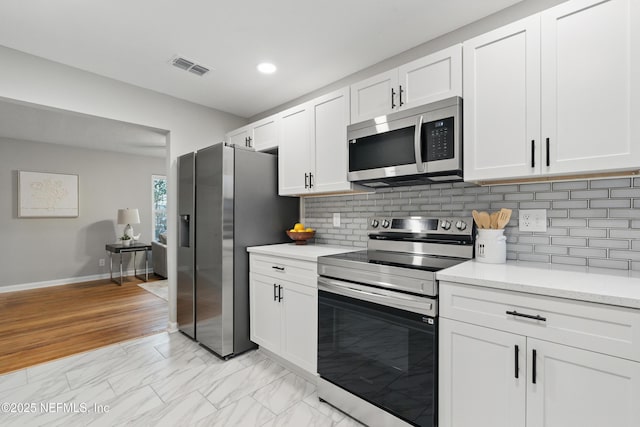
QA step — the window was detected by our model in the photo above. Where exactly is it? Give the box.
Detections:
[152,175,167,241]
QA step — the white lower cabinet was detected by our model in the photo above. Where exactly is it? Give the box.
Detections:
[439,318,526,427]
[249,254,317,374]
[526,338,640,427]
[439,282,640,427]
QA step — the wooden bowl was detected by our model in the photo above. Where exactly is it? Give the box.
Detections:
[286,230,316,245]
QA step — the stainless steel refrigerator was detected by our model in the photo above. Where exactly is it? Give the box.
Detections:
[177,143,298,358]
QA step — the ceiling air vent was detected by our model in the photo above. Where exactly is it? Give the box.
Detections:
[189,64,210,76]
[170,56,211,76]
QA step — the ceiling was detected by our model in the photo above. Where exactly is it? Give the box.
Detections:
[0,98,168,157]
[0,0,523,119]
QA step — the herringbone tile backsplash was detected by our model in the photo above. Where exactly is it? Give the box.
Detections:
[304,177,640,270]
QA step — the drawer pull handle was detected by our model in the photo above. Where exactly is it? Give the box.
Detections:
[506,310,546,322]
[272,266,285,271]
[514,345,519,379]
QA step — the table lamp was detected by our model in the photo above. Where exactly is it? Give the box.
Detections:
[117,208,140,240]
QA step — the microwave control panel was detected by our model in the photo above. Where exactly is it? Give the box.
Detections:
[423,116,455,161]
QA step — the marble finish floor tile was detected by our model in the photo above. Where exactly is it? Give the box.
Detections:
[27,344,126,384]
[150,357,246,403]
[0,332,375,427]
[201,357,288,409]
[85,385,164,426]
[252,372,316,415]
[119,332,172,354]
[303,391,347,424]
[194,395,275,427]
[0,369,27,393]
[107,351,207,396]
[65,346,164,389]
[262,401,334,427]
[119,390,217,427]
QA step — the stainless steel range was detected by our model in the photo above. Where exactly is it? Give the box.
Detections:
[317,216,474,427]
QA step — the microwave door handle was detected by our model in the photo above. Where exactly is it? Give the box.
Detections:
[414,115,425,172]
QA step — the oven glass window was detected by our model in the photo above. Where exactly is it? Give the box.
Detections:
[349,126,415,172]
[318,291,436,427]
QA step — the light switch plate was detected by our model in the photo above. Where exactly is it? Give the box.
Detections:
[519,209,547,232]
[333,213,340,227]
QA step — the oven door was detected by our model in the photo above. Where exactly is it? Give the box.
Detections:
[318,277,437,427]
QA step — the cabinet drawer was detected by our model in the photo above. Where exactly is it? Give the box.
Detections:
[440,281,640,362]
[250,254,317,287]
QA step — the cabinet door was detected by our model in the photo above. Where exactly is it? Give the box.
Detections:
[463,16,542,182]
[526,338,640,427]
[541,0,640,175]
[350,69,398,123]
[250,115,278,152]
[278,103,312,196]
[280,281,317,374]
[226,126,250,148]
[398,44,462,111]
[311,87,352,194]
[249,273,281,352]
[439,318,526,427]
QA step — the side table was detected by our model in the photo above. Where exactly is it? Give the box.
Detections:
[105,242,152,285]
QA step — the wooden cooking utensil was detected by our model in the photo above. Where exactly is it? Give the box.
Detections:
[472,210,482,228]
[497,208,512,229]
[490,211,500,229]
[478,211,491,229]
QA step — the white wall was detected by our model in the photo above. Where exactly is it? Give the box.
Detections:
[0,137,166,287]
[0,45,247,325]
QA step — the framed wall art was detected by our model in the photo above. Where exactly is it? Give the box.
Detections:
[18,171,79,218]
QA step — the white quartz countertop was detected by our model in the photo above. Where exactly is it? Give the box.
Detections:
[436,260,640,309]
[247,243,361,262]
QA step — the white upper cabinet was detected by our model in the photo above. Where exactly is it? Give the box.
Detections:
[249,115,279,152]
[225,114,279,151]
[278,103,313,196]
[541,0,640,175]
[225,125,251,148]
[279,87,362,196]
[398,45,463,111]
[350,45,462,124]
[350,69,399,124]
[312,88,352,194]
[463,16,541,182]
[464,0,640,183]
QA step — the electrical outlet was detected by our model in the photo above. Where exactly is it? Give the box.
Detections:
[333,212,341,227]
[98,258,105,267]
[519,209,547,232]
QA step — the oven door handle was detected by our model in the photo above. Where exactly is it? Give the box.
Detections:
[414,114,425,172]
[318,277,436,316]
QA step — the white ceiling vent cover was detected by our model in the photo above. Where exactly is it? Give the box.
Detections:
[171,56,211,76]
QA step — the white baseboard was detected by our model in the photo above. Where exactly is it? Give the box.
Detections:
[0,268,155,293]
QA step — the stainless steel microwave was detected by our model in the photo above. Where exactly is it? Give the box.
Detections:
[347,96,462,187]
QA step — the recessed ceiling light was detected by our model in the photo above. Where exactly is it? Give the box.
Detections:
[257,62,277,74]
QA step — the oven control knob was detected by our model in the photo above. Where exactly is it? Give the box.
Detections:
[381,219,390,228]
[371,219,379,228]
[440,220,451,230]
[456,220,467,231]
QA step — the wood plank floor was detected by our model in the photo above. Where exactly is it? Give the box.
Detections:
[0,276,168,375]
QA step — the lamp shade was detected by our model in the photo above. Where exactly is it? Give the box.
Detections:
[117,208,140,225]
